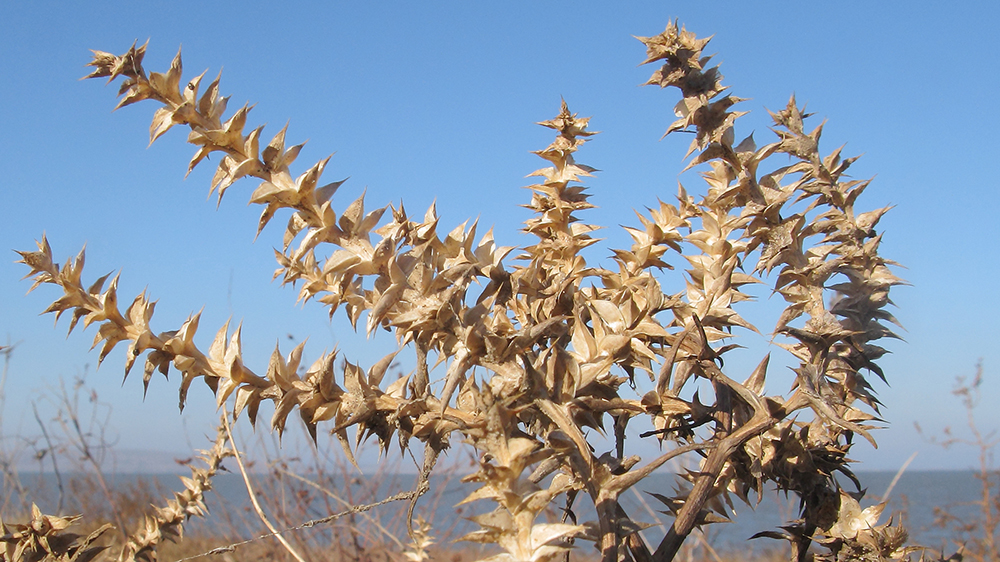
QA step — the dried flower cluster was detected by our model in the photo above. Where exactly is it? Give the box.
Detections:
[15,21,913,562]
[0,506,110,562]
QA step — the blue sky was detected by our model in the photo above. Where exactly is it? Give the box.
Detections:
[1,2,999,472]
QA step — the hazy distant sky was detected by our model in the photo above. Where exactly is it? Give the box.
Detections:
[2,2,998,472]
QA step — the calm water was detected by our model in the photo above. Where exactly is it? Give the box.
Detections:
[4,470,991,552]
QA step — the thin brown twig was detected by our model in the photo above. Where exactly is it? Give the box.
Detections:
[30,401,64,513]
[55,375,127,540]
[169,488,424,562]
[882,451,919,504]
[0,341,30,516]
[222,413,307,562]
[273,465,405,549]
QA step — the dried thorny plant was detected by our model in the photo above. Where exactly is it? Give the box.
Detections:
[0,424,230,562]
[117,422,232,562]
[14,20,919,562]
[0,504,112,562]
[0,352,232,562]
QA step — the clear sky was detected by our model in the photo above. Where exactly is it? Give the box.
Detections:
[1,2,998,472]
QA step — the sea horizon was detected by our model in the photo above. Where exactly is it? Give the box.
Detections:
[3,466,991,552]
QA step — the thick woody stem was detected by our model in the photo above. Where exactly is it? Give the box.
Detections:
[651,417,770,561]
